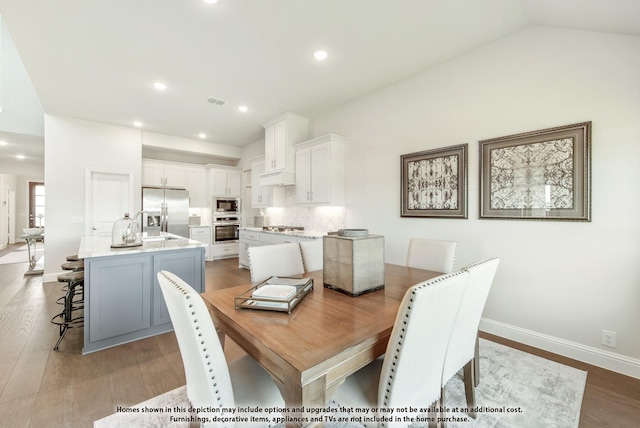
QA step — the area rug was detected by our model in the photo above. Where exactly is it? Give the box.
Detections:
[94,339,586,427]
[0,248,44,265]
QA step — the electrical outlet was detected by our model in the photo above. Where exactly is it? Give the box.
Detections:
[601,330,617,348]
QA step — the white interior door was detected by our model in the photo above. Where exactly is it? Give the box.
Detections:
[86,170,134,237]
[7,189,16,244]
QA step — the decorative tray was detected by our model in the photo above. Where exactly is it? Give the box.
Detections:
[235,276,314,313]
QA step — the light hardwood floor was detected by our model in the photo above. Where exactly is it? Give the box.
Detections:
[0,243,638,427]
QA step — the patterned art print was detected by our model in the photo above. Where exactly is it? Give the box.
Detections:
[407,154,459,210]
[490,138,574,210]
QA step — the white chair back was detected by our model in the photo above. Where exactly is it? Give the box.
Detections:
[378,270,468,424]
[156,270,235,411]
[299,240,323,272]
[442,258,500,383]
[406,238,457,273]
[248,242,305,284]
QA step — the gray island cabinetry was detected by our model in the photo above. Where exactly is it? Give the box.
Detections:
[78,233,206,354]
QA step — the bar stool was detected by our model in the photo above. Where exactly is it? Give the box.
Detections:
[51,270,84,350]
[61,260,84,271]
[66,254,79,261]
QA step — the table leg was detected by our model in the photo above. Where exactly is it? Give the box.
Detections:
[274,375,329,428]
[23,236,44,276]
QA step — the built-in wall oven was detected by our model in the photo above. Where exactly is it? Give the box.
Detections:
[212,214,240,244]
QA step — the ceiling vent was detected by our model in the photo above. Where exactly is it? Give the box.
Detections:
[206,96,227,106]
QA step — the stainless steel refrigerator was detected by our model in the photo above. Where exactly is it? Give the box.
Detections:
[141,187,190,238]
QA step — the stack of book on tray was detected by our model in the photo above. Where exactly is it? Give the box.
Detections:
[234,276,314,313]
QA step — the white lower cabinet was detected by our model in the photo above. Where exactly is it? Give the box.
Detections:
[212,243,239,260]
[188,226,211,260]
[238,230,317,269]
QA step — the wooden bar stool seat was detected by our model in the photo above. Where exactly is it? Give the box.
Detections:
[57,270,84,283]
[66,254,80,261]
[61,260,84,271]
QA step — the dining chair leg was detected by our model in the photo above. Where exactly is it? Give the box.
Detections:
[463,360,477,418]
[215,324,226,348]
[474,332,480,387]
[433,390,447,428]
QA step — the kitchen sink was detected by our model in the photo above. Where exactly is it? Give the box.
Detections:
[141,235,178,242]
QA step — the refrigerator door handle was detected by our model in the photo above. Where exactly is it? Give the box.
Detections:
[161,203,167,232]
[164,204,169,232]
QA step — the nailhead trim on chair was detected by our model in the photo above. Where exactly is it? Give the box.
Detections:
[380,270,466,427]
[461,256,499,272]
[159,271,224,409]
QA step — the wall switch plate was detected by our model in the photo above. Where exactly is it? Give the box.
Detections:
[601,330,617,348]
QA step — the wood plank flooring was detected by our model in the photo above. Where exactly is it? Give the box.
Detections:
[0,243,638,427]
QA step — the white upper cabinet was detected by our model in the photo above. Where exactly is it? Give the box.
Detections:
[142,160,187,188]
[260,112,309,185]
[294,134,346,206]
[186,166,207,207]
[209,166,242,197]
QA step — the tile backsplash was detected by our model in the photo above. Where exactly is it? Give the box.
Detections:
[264,188,346,233]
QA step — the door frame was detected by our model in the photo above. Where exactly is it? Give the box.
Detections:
[7,188,16,244]
[84,169,135,236]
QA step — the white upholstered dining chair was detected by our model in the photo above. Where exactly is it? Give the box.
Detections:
[406,238,457,273]
[247,242,305,284]
[157,270,284,427]
[441,258,500,419]
[299,240,323,272]
[331,270,469,427]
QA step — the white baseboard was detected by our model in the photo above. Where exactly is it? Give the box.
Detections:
[480,317,640,380]
[43,272,61,283]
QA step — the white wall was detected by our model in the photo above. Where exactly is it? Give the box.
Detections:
[311,27,640,374]
[43,115,142,279]
[142,131,242,165]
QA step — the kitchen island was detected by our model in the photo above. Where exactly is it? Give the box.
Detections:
[78,233,206,354]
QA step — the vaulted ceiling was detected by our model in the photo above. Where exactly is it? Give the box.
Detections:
[0,0,638,166]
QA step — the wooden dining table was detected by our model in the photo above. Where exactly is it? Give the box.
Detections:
[200,263,442,426]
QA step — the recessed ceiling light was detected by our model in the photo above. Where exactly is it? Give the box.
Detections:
[16,154,26,160]
[203,0,219,4]
[238,106,248,113]
[153,82,167,91]
[0,141,8,146]
[133,121,143,127]
[198,133,207,139]
[313,50,328,61]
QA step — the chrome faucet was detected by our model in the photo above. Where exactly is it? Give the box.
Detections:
[124,211,159,243]
[133,210,158,227]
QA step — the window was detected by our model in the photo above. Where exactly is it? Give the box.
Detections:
[29,182,45,228]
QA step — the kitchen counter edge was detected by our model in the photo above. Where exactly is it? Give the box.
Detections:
[78,233,207,259]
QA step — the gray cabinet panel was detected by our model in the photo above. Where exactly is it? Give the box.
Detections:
[88,255,151,342]
[153,250,204,326]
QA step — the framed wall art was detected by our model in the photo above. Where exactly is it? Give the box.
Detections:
[401,144,467,218]
[479,121,591,221]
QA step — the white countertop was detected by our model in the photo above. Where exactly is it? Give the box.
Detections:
[240,227,325,239]
[78,232,207,258]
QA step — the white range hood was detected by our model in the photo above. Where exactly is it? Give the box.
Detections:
[259,170,296,187]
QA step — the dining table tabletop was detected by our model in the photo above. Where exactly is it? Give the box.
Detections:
[200,263,443,426]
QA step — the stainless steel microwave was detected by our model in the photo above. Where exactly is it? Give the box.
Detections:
[213,197,240,213]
